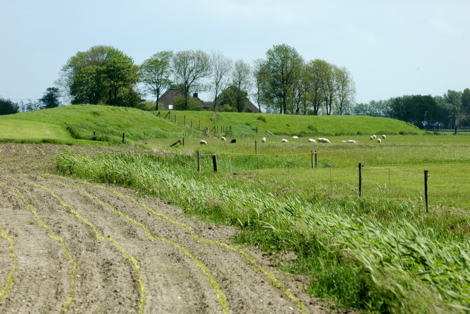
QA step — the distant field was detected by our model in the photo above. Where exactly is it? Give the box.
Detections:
[0,119,71,140]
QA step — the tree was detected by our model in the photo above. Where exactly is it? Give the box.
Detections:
[39,87,61,109]
[0,97,19,115]
[265,44,303,114]
[102,48,138,106]
[321,63,336,115]
[70,65,105,104]
[139,51,173,111]
[335,66,356,115]
[55,45,113,104]
[171,50,212,110]
[219,85,250,112]
[444,90,463,127]
[231,59,251,112]
[251,59,269,113]
[209,51,232,111]
[461,88,470,115]
[303,59,328,115]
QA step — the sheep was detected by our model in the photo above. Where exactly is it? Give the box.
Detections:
[317,138,331,143]
[292,136,299,139]
[377,139,381,143]
[370,136,374,140]
[382,135,386,139]
[308,139,316,143]
[373,135,377,139]
[261,137,266,143]
[347,140,356,143]
[281,139,289,143]
[200,140,207,145]
[230,139,236,143]
[221,137,226,141]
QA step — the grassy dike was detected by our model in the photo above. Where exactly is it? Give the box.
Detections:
[55,151,470,313]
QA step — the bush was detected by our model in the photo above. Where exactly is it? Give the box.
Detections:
[257,116,267,123]
[308,124,317,132]
[173,96,202,111]
[222,104,237,112]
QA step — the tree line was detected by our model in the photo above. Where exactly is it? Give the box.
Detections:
[50,44,356,114]
[352,89,470,129]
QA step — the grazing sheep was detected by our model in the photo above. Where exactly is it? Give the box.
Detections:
[282,139,289,143]
[370,136,374,140]
[317,138,331,143]
[221,137,226,141]
[230,139,236,143]
[308,139,316,143]
[377,139,381,143]
[200,140,207,145]
[373,135,377,139]
[292,136,299,139]
[261,137,266,143]
[347,140,356,143]
[382,135,386,139]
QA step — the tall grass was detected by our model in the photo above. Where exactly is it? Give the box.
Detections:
[56,151,470,313]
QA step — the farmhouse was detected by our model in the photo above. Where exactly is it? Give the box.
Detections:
[158,87,260,113]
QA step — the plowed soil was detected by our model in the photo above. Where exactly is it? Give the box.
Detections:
[0,143,343,314]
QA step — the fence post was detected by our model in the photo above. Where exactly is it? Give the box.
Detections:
[359,163,362,197]
[311,151,314,168]
[314,151,318,168]
[93,131,95,136]
[424,170,429,213]
[212,154,218,172]
[122,133,125,144]
[182,137,185,146]
[255,141,258,155]
[197,151,201,173]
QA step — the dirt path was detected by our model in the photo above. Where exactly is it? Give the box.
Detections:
[0,143,337,313]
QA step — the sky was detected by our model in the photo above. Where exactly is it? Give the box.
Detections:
[1,0,469,105]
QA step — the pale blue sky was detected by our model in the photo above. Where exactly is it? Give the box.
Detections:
[1,0,469,105]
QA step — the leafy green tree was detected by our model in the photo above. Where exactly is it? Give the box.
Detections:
[173,95,202,111]
[303,59,329,115]
[444,90,463,127]
[219,85,249,112]
[251,59,269,113]
[39,87,61,109]
[139,51,173,111]
[56,45,113,103]
[461,88,470,114]
[70,65,105,104]
[0,97,19,115]
[102,49,138,106]
[171,50,212,110]
[264,44,303,114]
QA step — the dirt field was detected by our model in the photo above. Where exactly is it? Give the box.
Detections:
[0,143,342,314]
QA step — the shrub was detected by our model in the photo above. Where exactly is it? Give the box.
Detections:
[222,104,237,112]
[308,124,317,132]
[257,116,267,123]
[173,96,202,111]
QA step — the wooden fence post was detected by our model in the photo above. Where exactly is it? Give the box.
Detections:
[197,151,201,173]
[212,154,218,172]
[314,151,318,168]
[311,151,314,168]
[122,133,125,144]
[182,138,185,146]
[255,141,258,155]
[424,170,429,213]
[359,163,362,197]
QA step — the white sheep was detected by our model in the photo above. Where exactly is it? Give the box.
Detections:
[317,138,331,143]
[221,137,226,141]
[200,140,207,145]
[292,136,299,139]
[370,136,374,140]
[377,139,381,143]
[308,139,316,143]
[347,140,356,143]
[261,137,266,143]
[382,135,386,139]
[373,135,377,139]
[282,139,289,143]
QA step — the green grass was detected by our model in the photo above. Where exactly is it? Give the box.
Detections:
[55,151,469,313]
[158,110,424,136]
[0,105,203,144]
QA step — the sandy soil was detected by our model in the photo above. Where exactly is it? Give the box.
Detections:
[0,143,345,314]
